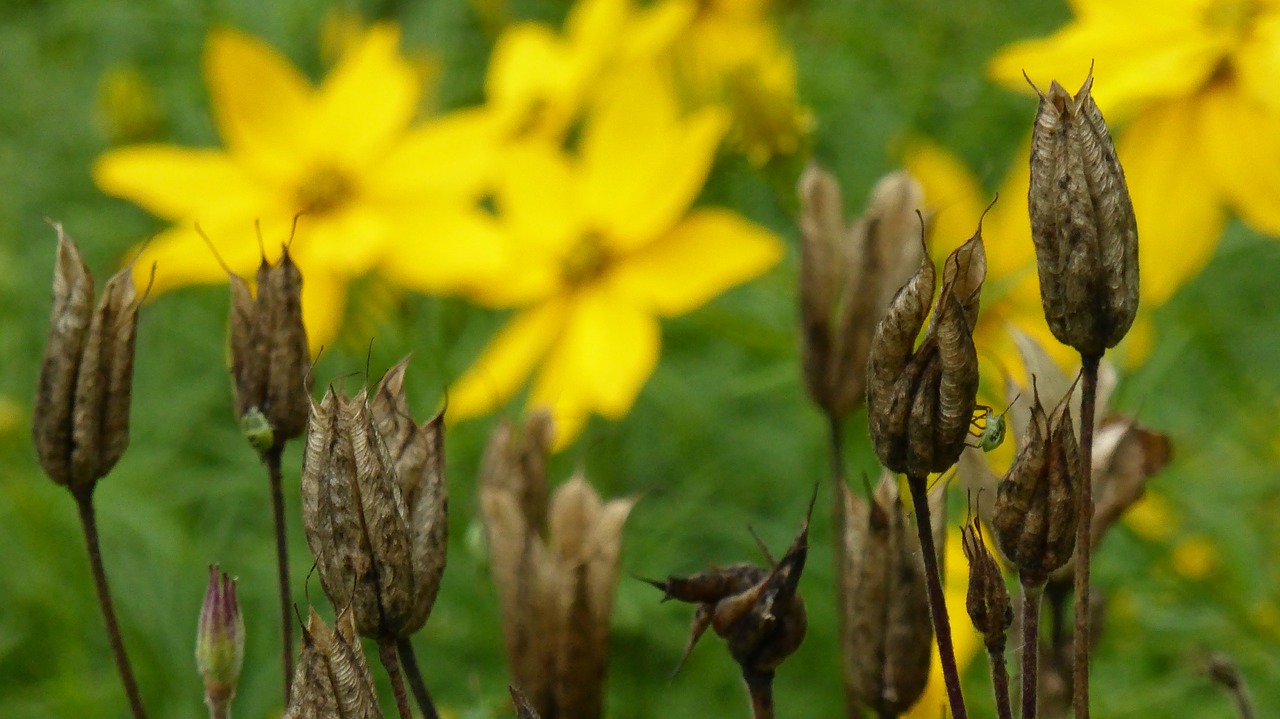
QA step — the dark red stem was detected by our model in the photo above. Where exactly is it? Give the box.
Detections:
[379,638,414,719]
[1073,354,1100,719]
[264,446,294,704]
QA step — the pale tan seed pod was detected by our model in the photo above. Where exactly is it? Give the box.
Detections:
[797,165,925,419]
[867,226,986,477]
[480,413,635,719]
[1027,72,1139,358]
[992,382,1082,582]
[283,608,383,719]
[227,242,311,454]
[839,473,939,717]
[33,223,142,492]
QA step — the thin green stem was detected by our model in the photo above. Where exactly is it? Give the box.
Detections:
[73,489,148,719]
[906,475,968,719]
[263,446,294,704]
[1022,579,1045,719]
[397,638,440,719]
[1073,354,1101,719]
[378,638,414,719]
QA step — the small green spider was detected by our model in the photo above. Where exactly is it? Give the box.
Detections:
[968,395,1018,452]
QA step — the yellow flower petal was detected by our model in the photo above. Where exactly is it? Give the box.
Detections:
[608,208,782,316]
[485,23,582,139]
[1117,99,1229,307]
[298,267,348,353]
[448,300,569,420]
[1195,78,1280,237]
[129,219,286,295]
[314,23,419,164]
[1234,11,1280,112]
[204,28,315,180]
[903,139,987,250]
[579,66,729,252]
[498,143,584,258]
[367,108,500,202]
[529,286,661,420]
[378,209,516,298]
[93,146,273,221]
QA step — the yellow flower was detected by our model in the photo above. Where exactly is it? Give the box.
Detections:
[988,0,1280,304]
[440,67,783,448]
[94,24,501,349]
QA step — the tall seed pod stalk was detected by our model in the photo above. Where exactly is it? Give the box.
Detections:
[1027,70,1138,718]
[32,224,148,719]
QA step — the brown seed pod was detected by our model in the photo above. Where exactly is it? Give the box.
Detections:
[797,165,925,419]
[283,608,383,719]
[1027,71,1139,358]
[33,223,142,492]
[867,224,986,477]
[961,515,1012,653]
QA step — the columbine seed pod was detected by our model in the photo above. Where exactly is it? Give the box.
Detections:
[33,224,142,492]
[798,166,926,419]
[227,243,311,454]
[196,565,245,716]
[961,518,1012,653]
[283,608,383,719]
[1027,72,1139,358]
[867,223,986,477]
[839,472,940,716]
[992,381,1082,582]
[300,375,445,640]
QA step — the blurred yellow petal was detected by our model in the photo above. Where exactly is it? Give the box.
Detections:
[449,300,569,420]
[1233,12,1280,111]
[204,28,314,179]
[94,146,273,221]
[903,139,987,249]
[530,286,661,419]
[1117,98,1229,307]
[608,208,782,316]
[485,24,582,138]
[314,23,419,164]
[379,209,517,298]
[580,67,729,251]
[496,143,585,261]
[297,267,348,353]
[130,219,283,294]
[1196,78,1280,236]
[367,108,500,201]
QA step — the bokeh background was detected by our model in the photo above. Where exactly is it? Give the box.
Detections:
[1,0,1279,717]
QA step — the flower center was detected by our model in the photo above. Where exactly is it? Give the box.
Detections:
[561,233,610,287]
[1203,0,1258,37]
[295,165,355,216]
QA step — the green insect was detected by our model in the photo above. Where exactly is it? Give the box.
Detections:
[968,395,1018,452]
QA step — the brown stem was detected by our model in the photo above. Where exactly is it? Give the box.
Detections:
[73,489,148,719]
[1021,578,1045,719]
[397,638,440,719]
[988,643,1013,719]
[1073,354,1100,719]
[906,475,968,719]
[743,669,775,719]
[379,638,414,719]
[263,446,294,704]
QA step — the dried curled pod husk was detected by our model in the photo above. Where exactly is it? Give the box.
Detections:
[961,517,1011,653]
[867,222,986,477]
[33,223,142,492]
[283,608,383,719]
[1027,71,1139,358]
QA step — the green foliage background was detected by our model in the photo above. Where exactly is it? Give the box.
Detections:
[1,0,1278,717]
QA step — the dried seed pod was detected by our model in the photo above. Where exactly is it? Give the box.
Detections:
[283,608,383,719]
[196,565,244,715]
[1027,72,1139,358]
[370,356,448,632]
[509,686,542,719]
[961,517,1012,653]
[992,381,1082,582]
[480,413,635,719]
[300,373,446,640]
[227,242,311,454]
[839,473,937,716]
[33,224,142,492]
[797,165,925,419]
[867,223,986,477]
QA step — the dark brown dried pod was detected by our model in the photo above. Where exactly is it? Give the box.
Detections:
[839,473,938,716]
[480,413,635,719]
[992,381,1082,582]
[797,165,925,419]
[33,224,142,492]
[1027,71,1139,358]
[300,379,444,640]
[370,356,448,633]
[867,224,986,477]
[962,516,1012,653]
[227,242,311,454]
[283,608,383,719]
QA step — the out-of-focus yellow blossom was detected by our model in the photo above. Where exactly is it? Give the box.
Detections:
[668,0,812,164]
[0,396,21,437]
[1171,534,1218,580]
[94,24,501,349]
[96,65,164,144]
[441,67,783,448]
[989,1,1280,304]
[904,139,1171,370]
[1124,492,1180,542]
[905,526,982,719]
